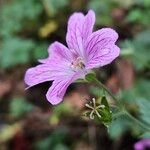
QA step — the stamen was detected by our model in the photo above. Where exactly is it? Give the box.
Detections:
[71,57,85,70]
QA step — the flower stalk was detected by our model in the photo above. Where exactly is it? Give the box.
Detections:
[86,74,150,132]
[124,110,150,132]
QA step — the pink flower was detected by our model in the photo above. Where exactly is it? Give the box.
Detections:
[134,139,150,150]
[24,10,120,105]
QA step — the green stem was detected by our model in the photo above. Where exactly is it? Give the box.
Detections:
[112,111,125,119]
[91,77,119,103]
[90,76,150,131]
[124,110,150,132]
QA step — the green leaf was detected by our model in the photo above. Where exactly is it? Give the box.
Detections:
[10,97,33,118]
[42,0,69,16]
[49,103,72,124]
[53,144,69,150]
[108,116,129,139]
[98,96,112,126]
[121,79,150,103]
[141,132,150,138]
[89,86,104,97]
[33,42,48,60]
[0,0,43,37]
[121,30,150,71]
[127,8,150,26]
[101,96,110,111]
[34,129,68,150]
[136,98,150,125]
[85,72,96,82]
[0,37,35,68]
[52,103,72,116]
[87,0,113,25]
[74,78,86,83]
[35,137,52,150]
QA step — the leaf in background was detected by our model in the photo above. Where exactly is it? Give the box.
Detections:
[89,86,104,97]
[34,136,52,150]
[120,40,134,57]
[33,42,48,60]
[113,0,134,8]
[53,144,69,150]
[42,0,69,16]
[121,79,150,103]
[34,129,69,150]
[88,0,113,25]
[141,132,150,138]
[127,8,150,26]
[10,97,33,118]
[134,0,150,7]
[111,82,150,138]
[134,30,150,46]
[136,98,150,125]
[121,30,150,71]
[108,116,129,139]
[99,96,112,126]
[144,0,150,6]
[0,38,35,68]
[125,0,150,25]
[49,103,72,125]
[0,0,43,37]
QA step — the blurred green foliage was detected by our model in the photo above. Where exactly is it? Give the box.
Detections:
[34,129,69,150]
[109,79,150,138]
[137,98,150,125]
[49,103,72,125]
[100,96,112,126]
[122,79,150,103]
[10,97,33,118]
[121,30,150,71]
[42,0,69,16]
[109,115,130,139]
[0,0,47,69]
[88,0,114,25]
[0,38,35,68]
[0,0,43,38]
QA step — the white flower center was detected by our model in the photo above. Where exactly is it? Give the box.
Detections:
[71,57,85,70]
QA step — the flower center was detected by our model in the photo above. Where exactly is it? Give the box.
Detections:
[71,57,85,70]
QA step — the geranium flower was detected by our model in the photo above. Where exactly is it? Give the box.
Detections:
[134,139,150,150]
[24,10,120,105]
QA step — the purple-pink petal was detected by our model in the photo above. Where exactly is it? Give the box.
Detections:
[66,10,95,58]
[46,79,71,105]
[24,64,56,88]
[40,41,73,63]
[85,28,120,68]
[134,139,150,150]
[82,10,95,40]
[46,73,82,105]
[25,42,75,89]
[48,41,74,61]
[85,28,118,58]
[86,44,120,69]
[66,12,84,53]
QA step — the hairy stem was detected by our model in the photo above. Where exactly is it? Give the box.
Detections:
[92,77,120,104]
[124,110,150,132]
[90,76,150,131]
